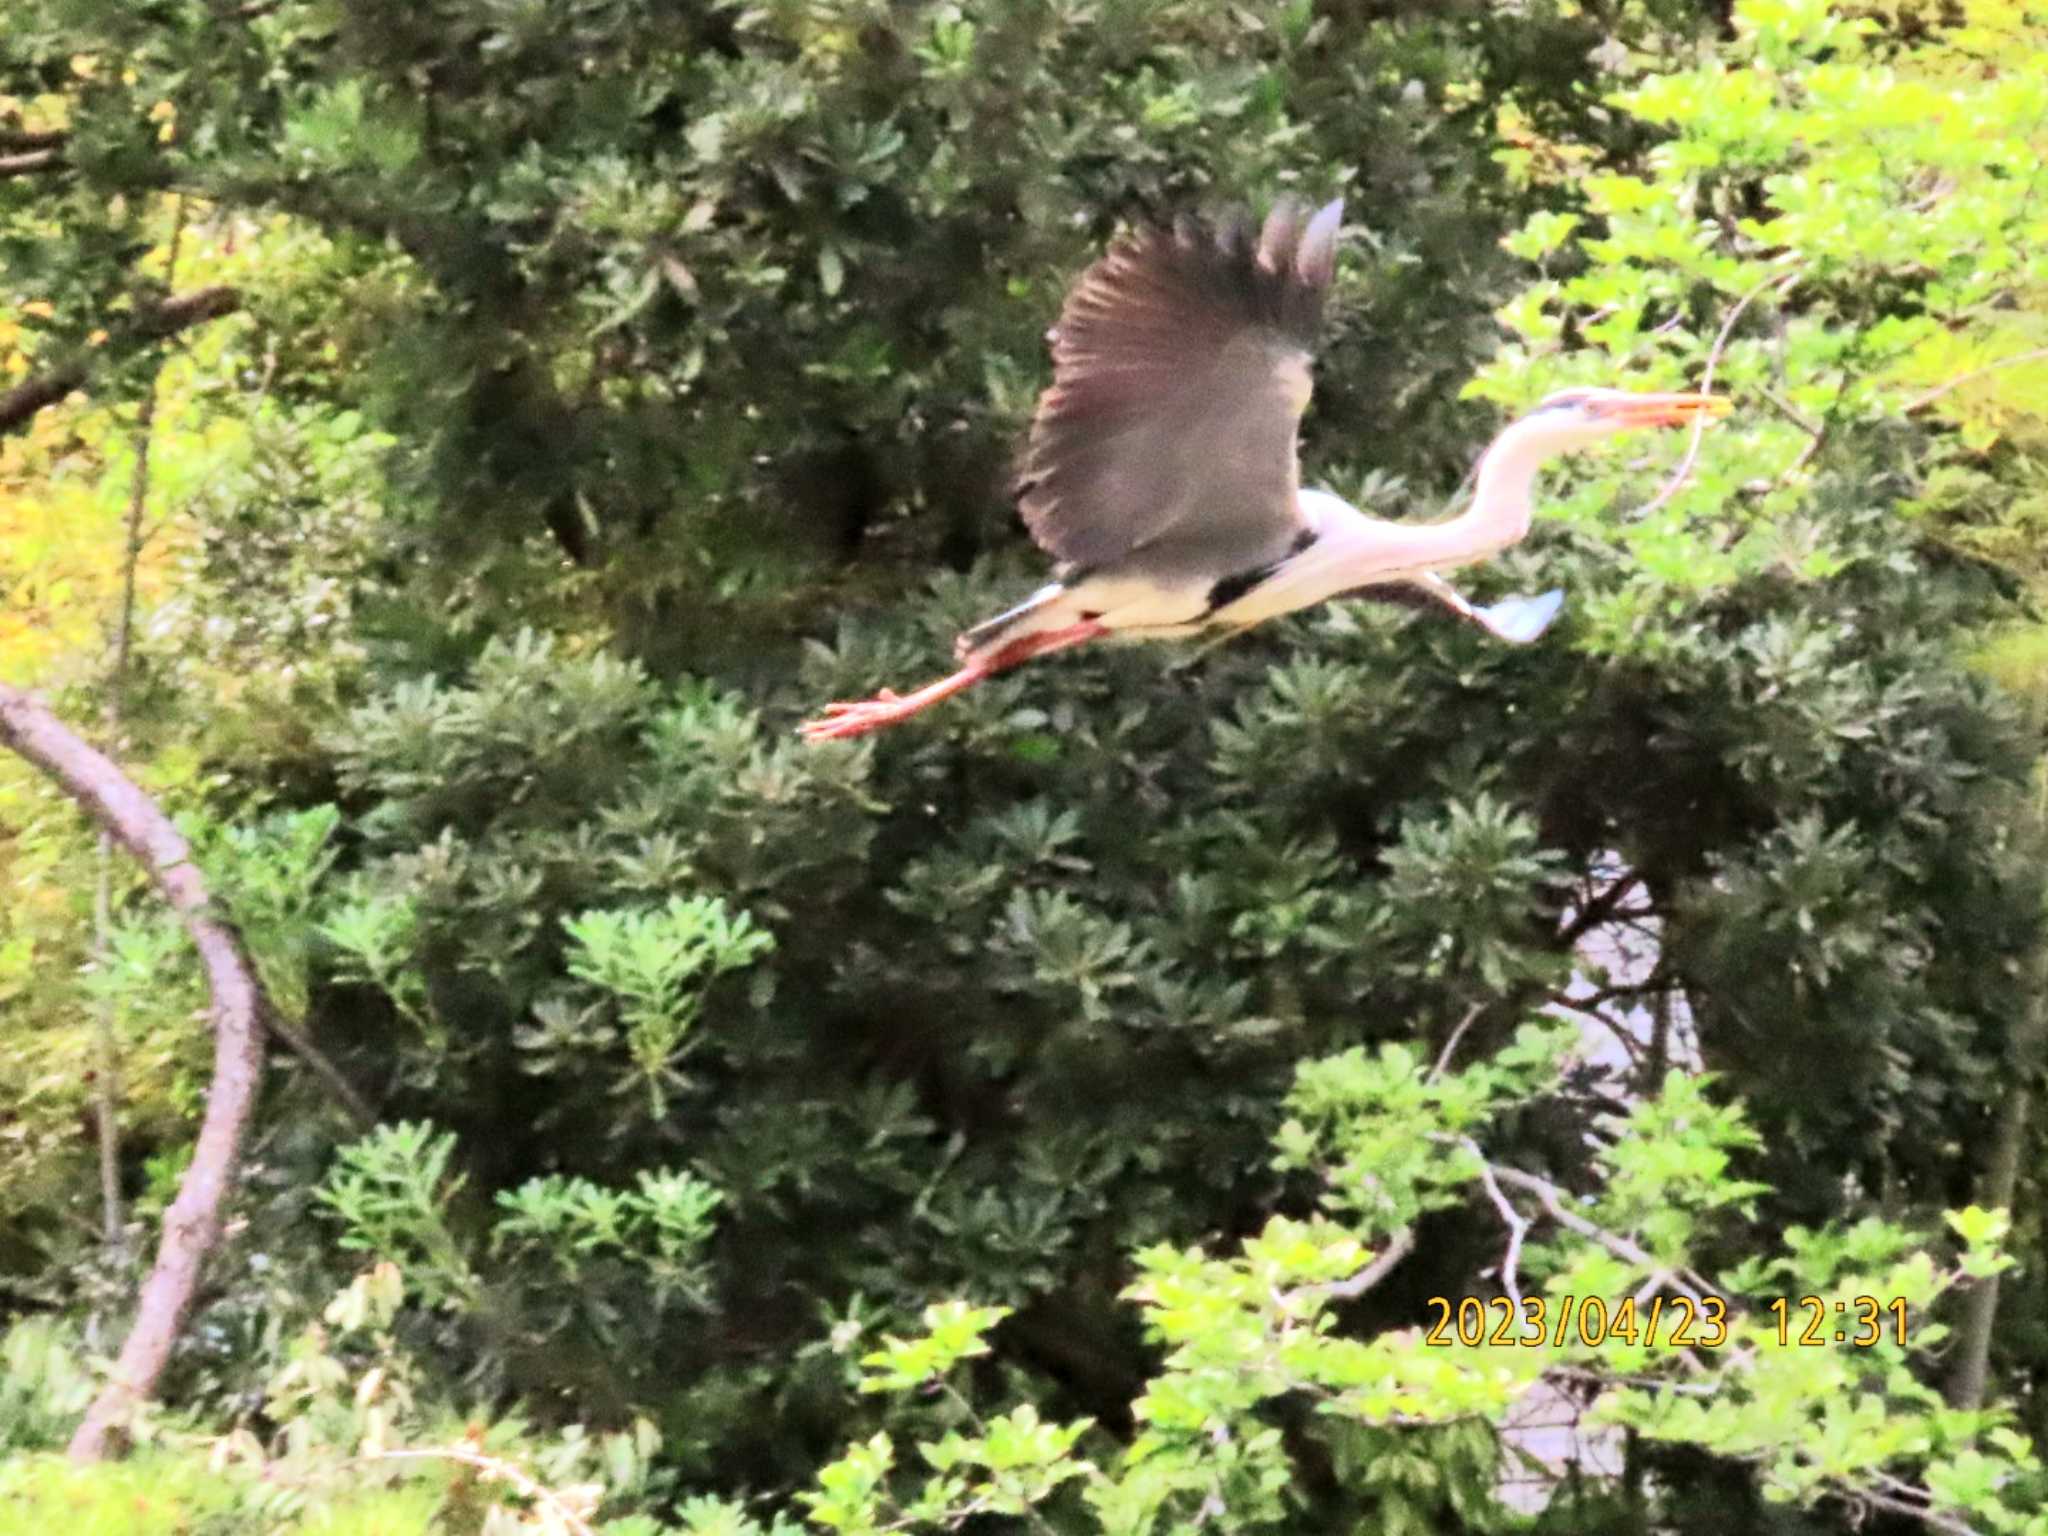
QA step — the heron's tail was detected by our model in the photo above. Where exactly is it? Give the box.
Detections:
[954,581,1084,662]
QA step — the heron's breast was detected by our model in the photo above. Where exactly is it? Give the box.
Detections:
[1062,568,1212,639]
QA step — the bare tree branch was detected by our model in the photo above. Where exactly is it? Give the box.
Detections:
[0,148,64,178]
[1483,1159,1703,1302]
[139,284,242,334]
[1623,267,1799,523]
[1754,383,1824,439]
[1905,345,2048,415]
[1947,974,2044,1410]
[0,359,89,432]
[0,686,270,1462]
[0,126,68,152]
[1438,1137,1714,1314]
[1557,874,1643,947]
[1845,1486,1983,1536]
[1467,1148,1530,1311]
[0,285,242,438]
[1541,996,1646,1068]
[1292,1227,1417,1304]
[263,1005,375,1128]
[1429,1004,1485,1080]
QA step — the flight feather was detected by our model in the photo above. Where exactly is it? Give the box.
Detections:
[1015,197,1343,578]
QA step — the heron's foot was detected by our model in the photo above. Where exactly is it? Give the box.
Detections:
[799,666,992,743]
[801,620,1107,745]
[799,690,930,742]
[1474,589,1564,645]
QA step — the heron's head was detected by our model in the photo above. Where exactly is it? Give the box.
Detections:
[1515,387,1731,450]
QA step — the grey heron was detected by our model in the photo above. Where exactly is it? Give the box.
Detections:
[800,198,1729,743]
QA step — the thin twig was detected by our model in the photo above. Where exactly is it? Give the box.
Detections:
[1335,1227,1417,1298]
[1507,1181,1695,1299]
[938,1380,1063,1536]
[1469,1154,1530,1311]
[1456,1148,1703,1306]
[1754,382,1823,438]
[1545,1364,1719,1397]
[87,194,193,1260]
[1767,432,1826,491]
[1903,345,2048,415]
[1626,267,1800,522]
[1550,979,1662,1012]
[1844,1486,1982,1536]
[1540,998,1646,1068]
[1429,1004,1486,1080]
[262,1006,375,1128]
[1300,1228,1417,1302]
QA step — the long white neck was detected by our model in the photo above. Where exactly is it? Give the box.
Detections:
[1307,415,1565,576]
[1233,419,1569,627]
[1441,413,1559,562]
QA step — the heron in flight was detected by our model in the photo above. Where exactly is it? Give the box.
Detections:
[801,198,1728,743]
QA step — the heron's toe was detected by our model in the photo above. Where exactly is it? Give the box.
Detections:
[801,694,908,741]
[1477,588,1565,645]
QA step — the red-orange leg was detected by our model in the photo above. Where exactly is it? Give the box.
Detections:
[799,621,1106,742]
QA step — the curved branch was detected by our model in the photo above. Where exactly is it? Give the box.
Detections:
[0,685,269,1463]
[1286,1227,1416,1305]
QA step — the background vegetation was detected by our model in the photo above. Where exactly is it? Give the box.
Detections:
[5,0,2048,1531]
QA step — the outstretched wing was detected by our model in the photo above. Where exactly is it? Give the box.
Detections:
[1017,198,1343,580]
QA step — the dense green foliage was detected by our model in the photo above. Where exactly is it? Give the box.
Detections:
[7,0,2048,1532]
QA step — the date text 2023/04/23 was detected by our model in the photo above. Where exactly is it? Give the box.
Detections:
[1422,1295,1912,1350]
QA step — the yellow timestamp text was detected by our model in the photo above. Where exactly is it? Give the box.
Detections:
[1769,1295,1911,1348]
[1421,1294,1915,1349]
[1424,1294,1729,1349]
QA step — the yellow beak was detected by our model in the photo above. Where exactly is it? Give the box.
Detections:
[1600,392,1734,429]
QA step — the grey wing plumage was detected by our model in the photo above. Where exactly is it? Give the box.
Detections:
[1016,197,1343,580]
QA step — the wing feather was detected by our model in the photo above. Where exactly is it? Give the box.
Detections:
[1017,198,1344,578]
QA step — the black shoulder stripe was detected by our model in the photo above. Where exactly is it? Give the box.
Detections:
[1207,563,1275,613]
[1206,528,1318,613]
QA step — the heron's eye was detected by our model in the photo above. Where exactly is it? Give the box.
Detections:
[1539,390,1592,412]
